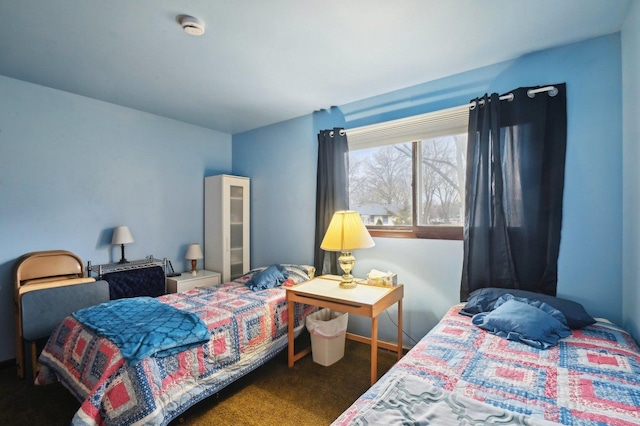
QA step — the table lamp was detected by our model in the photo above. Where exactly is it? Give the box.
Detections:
[112,226,134,264]
[320,211,375,289]
[185,243,204,275]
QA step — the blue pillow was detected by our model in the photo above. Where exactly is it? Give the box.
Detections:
[460,287,595,329]
[245,264,289,291]
[472,295,571,349]
[245,264,313,285]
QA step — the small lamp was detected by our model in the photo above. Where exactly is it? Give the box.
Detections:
[185,243,204,275]
[112,226,134,264]
[320,211,375,289]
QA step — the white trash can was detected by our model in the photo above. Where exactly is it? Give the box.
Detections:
[306,308,348,366]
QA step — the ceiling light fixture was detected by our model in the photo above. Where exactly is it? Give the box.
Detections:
[178,15,205,36]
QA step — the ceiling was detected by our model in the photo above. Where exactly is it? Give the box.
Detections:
[0,1,632,135]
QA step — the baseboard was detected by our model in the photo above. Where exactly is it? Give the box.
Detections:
[0,358,16,370]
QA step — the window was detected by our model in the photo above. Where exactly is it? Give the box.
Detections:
[346,105,468,240]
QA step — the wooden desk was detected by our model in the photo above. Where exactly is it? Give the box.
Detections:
[287,275,404,385]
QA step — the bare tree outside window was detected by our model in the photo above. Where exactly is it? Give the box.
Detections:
[417,135,466,226]
[349,133,466,239]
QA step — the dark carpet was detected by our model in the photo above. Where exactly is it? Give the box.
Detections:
[0,336,399,425]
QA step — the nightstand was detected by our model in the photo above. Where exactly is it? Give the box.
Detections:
[166,270,221,293]
[287,275,404,385]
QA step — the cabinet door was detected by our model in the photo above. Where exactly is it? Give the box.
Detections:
[228,182,247,280]
[205,175,250,283]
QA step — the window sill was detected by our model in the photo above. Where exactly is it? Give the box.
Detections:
[368,227,463,241]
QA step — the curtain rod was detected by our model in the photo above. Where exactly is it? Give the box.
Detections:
[470,85,558,109]
[343,85,560,136]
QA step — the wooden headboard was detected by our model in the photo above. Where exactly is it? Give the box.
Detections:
[14,250,92,302]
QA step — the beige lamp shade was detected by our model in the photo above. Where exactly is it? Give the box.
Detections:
[111,226,134,245]
[185,243,204,260]
[320,211,374,289]
[186,243,204,274]
[320,211,375,252]
[112,226,134,263]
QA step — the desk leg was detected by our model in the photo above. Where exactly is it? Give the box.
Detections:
[288,300,294,367]
[370,315,378,386]
[397,298,403,360]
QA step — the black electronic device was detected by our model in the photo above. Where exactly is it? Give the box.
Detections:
[166,260,182,277]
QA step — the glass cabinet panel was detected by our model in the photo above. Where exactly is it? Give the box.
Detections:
[229,185,244,280]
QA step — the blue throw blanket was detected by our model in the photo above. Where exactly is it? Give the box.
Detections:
[72,297,210,364]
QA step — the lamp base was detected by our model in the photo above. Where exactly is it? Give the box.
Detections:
[338,251,357,289]
[118,244,128,264]
[339,274,357,289]
[191,259,198,275]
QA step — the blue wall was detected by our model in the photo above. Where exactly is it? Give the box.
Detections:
[0,75,232,361]
[0,32,629,363]
[234,34,624,345]
[233,114,318,267]
[622,1,640,341]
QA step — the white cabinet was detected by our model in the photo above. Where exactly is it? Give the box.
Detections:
[166,270,221,293]
[204,175,250,282]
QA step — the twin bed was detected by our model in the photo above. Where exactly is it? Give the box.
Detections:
[21,251,640,425]
[333,294,640,425]
[18,251,315,425]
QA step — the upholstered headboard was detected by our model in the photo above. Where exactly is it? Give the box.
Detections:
[13,250,109,381]
[21,281,110,341]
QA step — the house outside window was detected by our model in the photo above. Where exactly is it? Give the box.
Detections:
[346,105,469,240]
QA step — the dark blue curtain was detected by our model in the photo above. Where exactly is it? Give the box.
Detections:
[461,84,567,301]
[314,128,349,275]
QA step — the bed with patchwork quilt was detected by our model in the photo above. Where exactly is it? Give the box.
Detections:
[36,265,316,425]
[333,294,640,425]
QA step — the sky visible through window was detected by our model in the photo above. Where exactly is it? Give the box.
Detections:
[349,134,466,228]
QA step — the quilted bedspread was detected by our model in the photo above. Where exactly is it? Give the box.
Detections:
[72,297,210,364]
[37,277,315,426]
[334,305,640,426]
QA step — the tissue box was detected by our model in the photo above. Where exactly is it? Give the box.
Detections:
[366,273,398,287]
